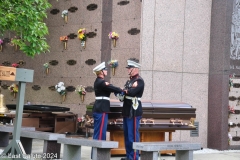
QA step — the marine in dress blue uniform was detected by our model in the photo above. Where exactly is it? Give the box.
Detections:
[92,62,123,140]
[120,59,145,160]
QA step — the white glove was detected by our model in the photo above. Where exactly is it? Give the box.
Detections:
[116,93,125,102]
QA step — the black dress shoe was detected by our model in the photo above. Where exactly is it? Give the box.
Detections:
[120,158,130,160]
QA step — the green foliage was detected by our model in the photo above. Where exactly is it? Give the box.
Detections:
[0,0,52,57]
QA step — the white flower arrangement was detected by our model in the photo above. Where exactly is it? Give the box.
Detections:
[62,10,68,17]
[43,62,49,69]
[75,85,86,95]
[55,82,66,95]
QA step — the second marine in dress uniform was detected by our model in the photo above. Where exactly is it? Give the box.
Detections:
[120,58,145,160]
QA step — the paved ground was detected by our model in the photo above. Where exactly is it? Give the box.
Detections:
[0,127,238,160]
[1,139,240,160]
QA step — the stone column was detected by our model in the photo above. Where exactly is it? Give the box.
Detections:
[208,0,234,150]
[101,0,113,82]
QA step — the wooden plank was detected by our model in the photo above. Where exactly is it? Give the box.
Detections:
[13,118,39,128]
[54,121,76,133]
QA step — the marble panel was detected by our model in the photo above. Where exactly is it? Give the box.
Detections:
[46,0,102,27]
[80,50,101,77]
[109,48,140,77]
[154,22,184,72]
[0,52,24,67]
[70,103,87,116]
[179,130,203,144]
[22,55,45,78]
[140,0,155,71]
[183,0,212,73]
[152,71,182,101]
[47,24,101,53]
[69,24,101,51]
[25,77,46,103]
[112,18,141,49]
[140,71,153,100]
[60,54,82,78]
[42,51,67,78]
[182,73,208,147]
[155,0,185,23]
[112,0,141,21]
[73,77,97,105]
[182,73,209,108]
[80,0,102,24]
[0,45,25,58]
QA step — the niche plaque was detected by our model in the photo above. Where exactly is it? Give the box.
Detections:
[117,1,130,5]
[87,4,98,11]
[49,60,58,66]
[128,28,140,35]
[66,86,76,92]
[85,59,96,65]
[32,85,41,91]
[50,9,60,15]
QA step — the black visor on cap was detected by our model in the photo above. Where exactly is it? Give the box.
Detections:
[126,65,135,68]
[102,67,107,70]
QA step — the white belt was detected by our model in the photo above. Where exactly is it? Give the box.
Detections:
[125,96,141,100]
[95,96,110,100]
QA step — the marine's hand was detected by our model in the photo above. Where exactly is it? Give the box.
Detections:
[105,82,110,85]
[115,92,125,102]
[123,89,128,94]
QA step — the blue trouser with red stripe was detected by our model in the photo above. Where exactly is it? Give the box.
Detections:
[93,112,108,140]
[123,116,141,160]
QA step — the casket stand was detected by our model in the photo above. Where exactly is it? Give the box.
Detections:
[85,99,197,155]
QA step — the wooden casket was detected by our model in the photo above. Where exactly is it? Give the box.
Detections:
[85,99,197,155]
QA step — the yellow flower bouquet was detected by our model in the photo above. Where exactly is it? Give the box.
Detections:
[78,28,87,49]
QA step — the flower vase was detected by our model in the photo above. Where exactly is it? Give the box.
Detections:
[0,45,2,52]
[113,39,116,47]
[64,41,67,50]
[14,44,18,51]
[64,15,68,23]
[81,94,84,102]
[46,68,50,75]
[112,67,115,76]
[81,41,86,49]
[62,95,66,102]
[13,92,16,98]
